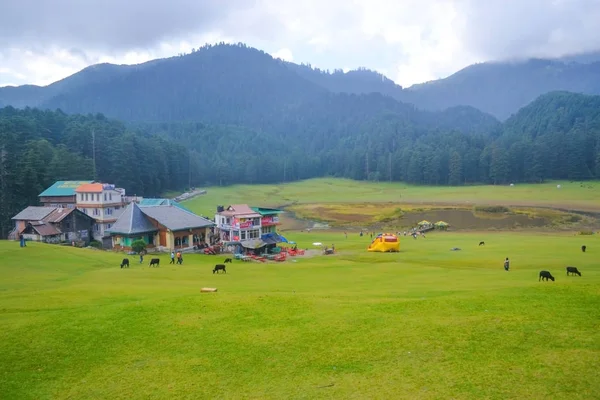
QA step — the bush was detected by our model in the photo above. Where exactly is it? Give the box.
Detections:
[579,230,594,235]
[474,205,510,213]
[89,240,103,249]
[131,239,147,254]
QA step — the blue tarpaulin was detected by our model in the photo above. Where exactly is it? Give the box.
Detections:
[260,233,287,244]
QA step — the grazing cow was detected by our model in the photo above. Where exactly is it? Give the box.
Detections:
[566,266,582,276]
[479,241,485,246]
[581,245,586,253]
[149,258,160,267]
[120,258,130,268]
[539,270,555,282]
[224,258,233,263]
[213,264,226,274]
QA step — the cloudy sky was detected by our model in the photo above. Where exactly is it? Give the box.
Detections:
[1,0,599,88]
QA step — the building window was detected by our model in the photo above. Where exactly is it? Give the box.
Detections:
[104,193,107,201]
[240,231,246,240]
[85,193,88,201]
[109,193,113,201]
[94,224,100,232]
[93,209,100,216]
[175,237,182,247]
[107,223,112,229]
[105,208,112,216]
[248,229,260,239]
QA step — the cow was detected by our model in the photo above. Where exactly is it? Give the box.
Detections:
[581,245,586,253]
[224,258,233,263]
[149,258,160,267]
[539,270,555,282]
[213,264,226,274]
[566,266,582,276]
[120,258,130,268]
[479,241,485,246]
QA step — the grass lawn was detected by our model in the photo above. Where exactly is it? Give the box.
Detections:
[1,232,599,399]
[183,178,600,217]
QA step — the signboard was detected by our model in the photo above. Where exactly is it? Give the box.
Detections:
[239,221,253,229]
[103,184,116,190]
[261,216,279,225]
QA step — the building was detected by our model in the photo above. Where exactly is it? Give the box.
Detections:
[107,202,215,251]
[11,206,95,244]
[38,180,93,208]
[75,183,128,242]
[214,204,283,242]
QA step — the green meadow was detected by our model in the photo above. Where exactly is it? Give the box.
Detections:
[1,231,599,399]
[184,178,600,217]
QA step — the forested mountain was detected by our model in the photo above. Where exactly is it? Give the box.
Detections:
[1,43,600,120]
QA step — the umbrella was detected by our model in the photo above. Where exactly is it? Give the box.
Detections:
[417,220,431,226]
[434,221,449,226]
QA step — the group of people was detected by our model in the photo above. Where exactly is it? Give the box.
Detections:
[170,251,184,264]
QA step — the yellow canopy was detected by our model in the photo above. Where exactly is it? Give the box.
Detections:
[435,221,449,226]
[417,220,431,226]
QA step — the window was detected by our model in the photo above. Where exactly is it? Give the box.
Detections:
[109,193,113,201]
[107,224,112,229]
[104,193,107,201]
[94,224,100,232]
[240,231,246,240]
[248,229,260,239]
[94,209,100,216]
[85,193,88,201]
[97,194,100,201]
[105,208,112,216]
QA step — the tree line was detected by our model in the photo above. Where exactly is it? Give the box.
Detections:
[1,91,599,238]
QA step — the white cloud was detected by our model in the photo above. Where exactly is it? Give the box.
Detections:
[0,0,599,88]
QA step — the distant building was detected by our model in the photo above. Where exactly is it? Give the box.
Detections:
[11,206,95,244]
[214,204,283,242]
[107,202,215,251]
[38,180,93,208]
[75,183,128,242]
[138,198,193,213]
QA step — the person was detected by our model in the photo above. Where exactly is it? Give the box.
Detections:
[331,244,335,252]
[170,251,175,264]
[139,251,144,263]
[19,233,26,247]
[504,257,510,271]
[176,251,182,264]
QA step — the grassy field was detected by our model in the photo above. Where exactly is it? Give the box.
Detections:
[183,178,600,218]
[1,232,599,399]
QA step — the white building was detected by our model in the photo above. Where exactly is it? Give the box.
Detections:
[75,183,127,241]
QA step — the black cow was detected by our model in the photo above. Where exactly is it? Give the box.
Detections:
[479,241,485,246]
[120,258,130,268]
[149,258,160,267]
[539,270,555,282]
[213,264,226,274]
[581,245,586,253]
[224,258,233,263]
[566,266,582,276]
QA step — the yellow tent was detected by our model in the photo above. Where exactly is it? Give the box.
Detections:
[417,220,431,226]
[367,233,400,252]
[434,221,449,230]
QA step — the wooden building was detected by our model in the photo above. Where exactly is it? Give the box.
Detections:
[11,206,95,244]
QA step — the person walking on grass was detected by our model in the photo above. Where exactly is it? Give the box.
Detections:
[170,251,175,264]
[504,257,510,271]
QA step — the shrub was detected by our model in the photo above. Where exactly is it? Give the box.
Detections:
[474,205,510,213]
[131,239,147,254]
[579,230,594,235]
[89,240,103,249]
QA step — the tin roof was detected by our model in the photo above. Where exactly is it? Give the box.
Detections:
[218,204,261,218]
[38,181,93,197]
[140,206,215,231]
[12,206,57,221]
[138,198,192,212]
[106,202,158,235]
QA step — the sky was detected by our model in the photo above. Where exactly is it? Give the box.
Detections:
[1,0,599,88]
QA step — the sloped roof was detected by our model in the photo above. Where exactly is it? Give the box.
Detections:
[106,202,158,235]
[12,207,57,221]
[219,204,261,217]
[75,183,104,193]
[140,205,215,231]
[139,198,192,212]
[43,208,76,223]
[39,181,93,197]
[29,223,62,236]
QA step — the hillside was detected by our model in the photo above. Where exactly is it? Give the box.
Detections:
[405,59,600,120]
[2,44,600,121]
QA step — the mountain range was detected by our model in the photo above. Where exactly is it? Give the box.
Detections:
[1,43,600,121]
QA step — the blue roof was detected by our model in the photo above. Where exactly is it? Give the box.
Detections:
[106,202,158,236]
[39,181,93,197]
[138,198,192,212]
